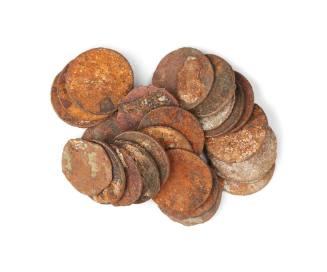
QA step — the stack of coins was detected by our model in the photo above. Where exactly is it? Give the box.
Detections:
[52,47,277,226]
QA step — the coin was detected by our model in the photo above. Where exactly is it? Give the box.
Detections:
[152,47,214,109]
[65,48,133,115]
[62,139,112,196]
[138,106,204,154]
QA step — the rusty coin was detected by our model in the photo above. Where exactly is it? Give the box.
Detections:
[62,139,112,196]
[205,104,268,163]
[91,141,126,204]
[229,71,254,132]
[223,164,275,195]
[205,81,245,137]
[152,47,214,109]
[115,140,160,203]
[154,149,212,215]
[140,126,193,151]
[117,85,179,130]
[65,48,133,115]
[114,131,170,185]
[138,106,204,154]
[192,54,236,117]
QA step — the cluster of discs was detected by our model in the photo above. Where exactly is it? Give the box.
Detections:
[52,47,277,226]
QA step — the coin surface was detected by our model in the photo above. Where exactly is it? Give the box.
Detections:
[154,149,212,215]
[192,54,236,117]
[114,131,170,184]
[152,47,214,109]
[140,126,193,151]
[62,139,112,196]
[205,104,268,163]
[138,106,204,154]
[117,85,179,130]
[65,48,133,115]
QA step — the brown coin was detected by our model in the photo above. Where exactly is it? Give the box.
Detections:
[210,127,277,182]
[114,131,170,185]
[192,54,236,117]
[117,85,179,130]
[140,126,193,151]
[62,139,112,196]
[152,47,214,109]
[205,81,245,137]
[230,71,254,132]
[65,48,133,115]
[138,106,204,154]
[91,141,126,204]
[82,113,126,144]
[110,145,143,206]
[223,164,275,195]
[198,92,235,131]
[115,140,160,203]
[205,104,268,163]
[154,149,212,215]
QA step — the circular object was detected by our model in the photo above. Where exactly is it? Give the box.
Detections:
[205,81,245,137]
[62,139,112,196]
[114,131,170,185]
[210,127,277,182]
[115,141,160,203]
[138,106,204,154]
[192,54,236,117]
[223,164,275,195]
[152,47,214,109]
[205,104,268,163]
[117,85,179,130]
[65,48,134,115]
[154,149,213,215]
[140,126,193,151]
[91,142,126,204]
[229,71,254,132]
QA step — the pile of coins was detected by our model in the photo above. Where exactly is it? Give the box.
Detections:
[52,47,277,226]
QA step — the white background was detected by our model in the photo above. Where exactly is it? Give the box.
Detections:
[0,0,326,271]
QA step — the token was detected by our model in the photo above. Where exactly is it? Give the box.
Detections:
[65,48,133,115]
[152,47,214,109]
[140,126,193,151]
[154,149,212,215]
[229,72,254,132]
[117,85,179,130]
[192,54,236,117]
[115,141,160,203]
[62,139,112,196]
[210,127,277,182]
[138,106,204,154]
[205,81,245,137]
[205,104,268,163]
[91,142,126,204]
[223,164,275,195]
[114,131,170,184]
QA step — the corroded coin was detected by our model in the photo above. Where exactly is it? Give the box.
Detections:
[62,139,112,196]
[223,164,275,195]
[152,47,214,109]
[91,142,126,204]
[230,71,254,132]
[138,106,204,154]
[192,54,236,117]
[117,85,179,130]
[115,140,160,203]
[114,131,170,184]
[210,127,277,182]
[140,126,193,151]
[205,81,245,137]
[65,48,133,115]
[154,149,212,215]
[205,104,268,163]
